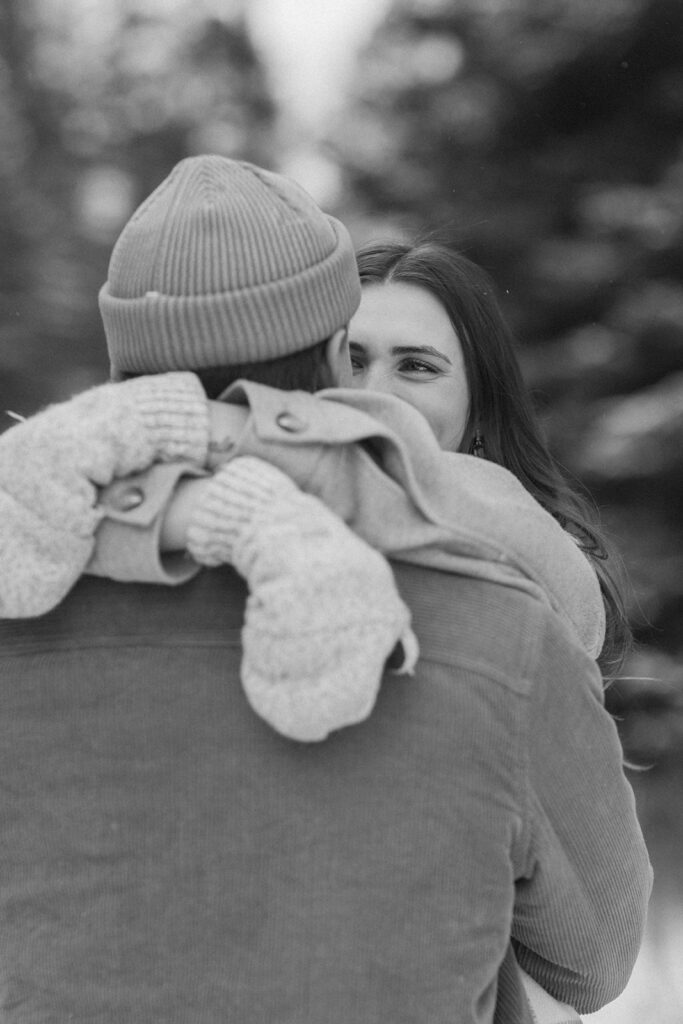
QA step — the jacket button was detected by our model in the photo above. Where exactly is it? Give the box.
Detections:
[276,411,307,433]
[113,486,145,512]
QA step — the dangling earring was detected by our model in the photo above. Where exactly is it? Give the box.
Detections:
[469,429,486,458]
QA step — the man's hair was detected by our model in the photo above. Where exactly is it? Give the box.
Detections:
[121,337,333,399]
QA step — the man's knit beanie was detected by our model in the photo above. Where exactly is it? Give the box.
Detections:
[99,155,361,377]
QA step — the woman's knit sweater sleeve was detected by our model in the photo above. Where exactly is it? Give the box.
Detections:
[0,374,209,617]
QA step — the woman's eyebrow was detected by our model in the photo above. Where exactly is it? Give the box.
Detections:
[392,345,452,365]
[349,340,452,366]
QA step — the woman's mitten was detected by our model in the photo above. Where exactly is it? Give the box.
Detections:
[0,372,208,617]
[186,456,419,741]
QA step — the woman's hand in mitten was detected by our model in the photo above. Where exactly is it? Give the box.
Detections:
[186,456,418,741]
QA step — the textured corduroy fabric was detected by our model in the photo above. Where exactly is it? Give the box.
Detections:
[99,156,361,376]
[0,565,650,1022]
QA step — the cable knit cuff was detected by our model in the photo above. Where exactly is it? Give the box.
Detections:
[186,457,299,567]
[126,372,210,465]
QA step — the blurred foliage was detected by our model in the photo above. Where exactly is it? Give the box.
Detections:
[327,0,683,759]
[1,0,682,758]
[0,0,275,413]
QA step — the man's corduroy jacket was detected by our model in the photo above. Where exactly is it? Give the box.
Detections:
[0,557,651,1023]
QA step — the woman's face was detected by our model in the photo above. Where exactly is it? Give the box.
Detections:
[348,282,470,451]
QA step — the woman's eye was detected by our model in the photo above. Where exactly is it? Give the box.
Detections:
[399,358,440,375]
[350,356,364,373]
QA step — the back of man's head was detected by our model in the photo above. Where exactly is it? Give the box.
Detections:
[98,155,360,389]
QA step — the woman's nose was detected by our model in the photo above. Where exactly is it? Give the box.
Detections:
[360,363,393,394]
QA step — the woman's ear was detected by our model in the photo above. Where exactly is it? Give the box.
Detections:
[324,327,352,387]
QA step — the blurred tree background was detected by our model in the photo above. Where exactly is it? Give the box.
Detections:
[1,0,683,1017]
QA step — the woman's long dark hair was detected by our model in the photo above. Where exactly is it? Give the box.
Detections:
[356,239,631,676]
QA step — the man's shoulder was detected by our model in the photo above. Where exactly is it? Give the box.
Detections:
[0,568,247,654]
[393,561,588,696]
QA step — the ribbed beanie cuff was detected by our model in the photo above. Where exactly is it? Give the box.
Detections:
[99,156,361,375]
[121,372,210,464]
